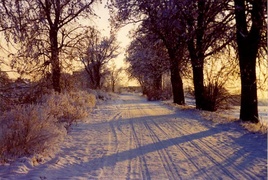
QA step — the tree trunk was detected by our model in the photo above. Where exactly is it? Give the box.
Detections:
[154,74,162,91]
[90,62,101,89]
[95,69,101,89]
[111,78,115,92]
[239,51,258,123]
[234,0,262,123]
[142,85,147,95]
[185,0,206,110]
[169,55,185,105]
[50,29,61,93]
[138,79,147,95]
[192,63,204,109]
[187,39,205,110]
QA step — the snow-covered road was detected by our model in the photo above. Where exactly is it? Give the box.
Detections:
[1,93,267,179]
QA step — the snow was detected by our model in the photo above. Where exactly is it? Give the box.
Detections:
[0,93,267,179]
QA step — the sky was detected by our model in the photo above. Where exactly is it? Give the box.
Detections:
[92,2,135,67]
[91,1,139,86]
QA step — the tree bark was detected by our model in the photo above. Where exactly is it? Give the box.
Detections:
[153,74,162,91]
[112,80,115,92]
[187,38,205,110]
[234,0,262,123]
[169,51,185,105]
[94,63,102,89]
[185,0,206,110]
[239,50,258,123]
[50,28,61,93]
[192,65,204,109]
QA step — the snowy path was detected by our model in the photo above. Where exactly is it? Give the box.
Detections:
[1,93,267,180]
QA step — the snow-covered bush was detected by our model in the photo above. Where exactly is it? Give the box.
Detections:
[88,89,117,102]
[41,90,96,128]
[0,90,96,162]
[0,104,66,162]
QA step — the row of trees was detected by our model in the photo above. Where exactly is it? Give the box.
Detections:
[0,0,98,93]
[0,0,123,94]
[111,0,267,123]
[126,34,170,99]
[78,27,120,90]
[0,0,266,123]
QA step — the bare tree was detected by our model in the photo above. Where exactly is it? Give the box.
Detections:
[179,0,234,110]
[234,0,266,123]
[126,33,170,99]
[79,28,119,89]
[0,0,97,93]
[106,62,123,92]
[111,0,188,104]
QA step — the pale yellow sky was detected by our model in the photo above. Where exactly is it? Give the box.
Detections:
[92,1,136,66]
[92,1,139,86]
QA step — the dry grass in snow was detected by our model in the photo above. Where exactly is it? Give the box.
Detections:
[241,122,268,134]
[0,104,66,163]
[42,91,96,128]
[0,90,96,163]
[163,98,267,134]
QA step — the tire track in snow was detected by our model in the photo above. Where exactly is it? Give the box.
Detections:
[122,101,221,179]
[102,109,124,178]
[108,112,122,148]
[154,118,224,178]
[161,118,255,180]
[124,113,146,180]
[142,119,181,180]
[146,117,211,179]
[125,124,134,180]
[139,106,213,179]
[102,102,151,179]
[103,98,256,179]
[139,105,260,180]
[8,94,265,180]
[178,126,259,180]
[133,105,184,179]
[129,119,151,180]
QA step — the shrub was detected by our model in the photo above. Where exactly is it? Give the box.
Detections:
[0,96,13,112]
[200,51,239,111]
[88,89,116,101]
[0,90,96,162]
[147,89,162,101]
[146,89,172,101]
[186,83,232,111]
[202,83,231,111]
[0,104,66,162]
[41,90,96,129]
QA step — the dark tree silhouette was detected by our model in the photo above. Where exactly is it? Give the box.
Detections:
[80,28,119,89]
[111,0,188,104]
[126,33,170,100]
[181,0,233,110]
[234,0,266,123]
